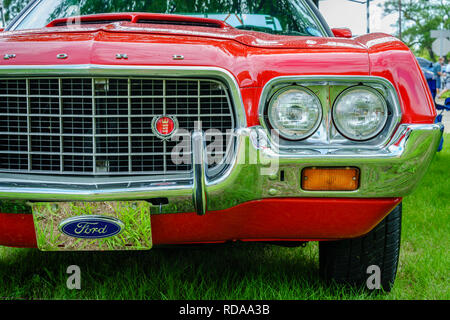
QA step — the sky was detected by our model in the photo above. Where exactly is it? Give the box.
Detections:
[318,0,398,36]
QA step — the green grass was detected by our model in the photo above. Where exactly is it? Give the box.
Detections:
[0,136,449,300]
[441,90,450,99]
[32,201,152,251]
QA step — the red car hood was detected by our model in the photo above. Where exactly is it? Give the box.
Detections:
[0,22,370,87]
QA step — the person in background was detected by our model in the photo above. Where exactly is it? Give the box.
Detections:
[437,62,450,99]
[441,59,446,91]
[434,57,444,95]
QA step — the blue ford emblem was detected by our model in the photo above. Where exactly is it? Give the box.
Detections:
[59,215,125,239]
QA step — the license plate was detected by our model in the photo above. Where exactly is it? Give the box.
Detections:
[32,201,152,251]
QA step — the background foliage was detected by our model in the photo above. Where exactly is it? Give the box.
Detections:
[382,0,449,61]
[2,0,29,23]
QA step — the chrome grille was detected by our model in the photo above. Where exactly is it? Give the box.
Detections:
[0,77,235,175]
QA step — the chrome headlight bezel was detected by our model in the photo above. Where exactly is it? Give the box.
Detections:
[258,76,402,150]
[332,85,389,141]
[266,85,323,141]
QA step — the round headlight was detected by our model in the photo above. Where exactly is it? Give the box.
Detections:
[332,86,388,141]
[267,86,322,140]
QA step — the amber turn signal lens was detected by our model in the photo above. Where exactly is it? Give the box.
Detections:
[301,167,359,191]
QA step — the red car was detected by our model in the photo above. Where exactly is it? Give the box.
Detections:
[0,0,442,291]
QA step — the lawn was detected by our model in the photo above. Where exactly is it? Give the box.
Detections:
[0,135,449,300]
[441,90,450,100]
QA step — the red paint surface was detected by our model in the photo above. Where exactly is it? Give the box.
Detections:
[0,214,36,248]
[0,22,429,248]
[0,26,435,125]
[356,33,436,124]
[331,28,353,38]
[0,198,401,248]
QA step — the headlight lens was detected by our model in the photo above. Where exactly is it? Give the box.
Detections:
[268,86,322,140]
[332,86,388,141]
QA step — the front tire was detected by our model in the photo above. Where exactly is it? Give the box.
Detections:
[319,203,402,291]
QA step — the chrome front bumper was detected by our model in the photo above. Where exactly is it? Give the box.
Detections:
[0,123,443,214]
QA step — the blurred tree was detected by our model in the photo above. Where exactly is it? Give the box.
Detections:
[3,0,30,24]
[382,0,450,61]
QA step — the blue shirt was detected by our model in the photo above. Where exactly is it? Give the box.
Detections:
[433,63,442,87]
[433,62,442,76]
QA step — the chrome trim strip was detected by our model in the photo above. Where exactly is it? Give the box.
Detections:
[192,131,207,215]
[258,75,402,150]
[255,123,442,199]
[0,124,442,211]
[256,123,441,158]
[300,0,329,37]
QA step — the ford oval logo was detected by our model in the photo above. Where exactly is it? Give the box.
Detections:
[59,215,125,239]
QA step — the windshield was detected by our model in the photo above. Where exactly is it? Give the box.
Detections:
[11,0,326,37]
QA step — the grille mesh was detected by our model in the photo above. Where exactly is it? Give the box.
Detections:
[0,77,234,175]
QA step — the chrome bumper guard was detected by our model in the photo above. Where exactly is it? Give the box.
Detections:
[192,131,207,216]
[0,123,443,215]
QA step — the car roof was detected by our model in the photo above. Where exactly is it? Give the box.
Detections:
[416,57,433,68]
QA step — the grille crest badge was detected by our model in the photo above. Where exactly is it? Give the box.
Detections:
[152,115,178,140]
